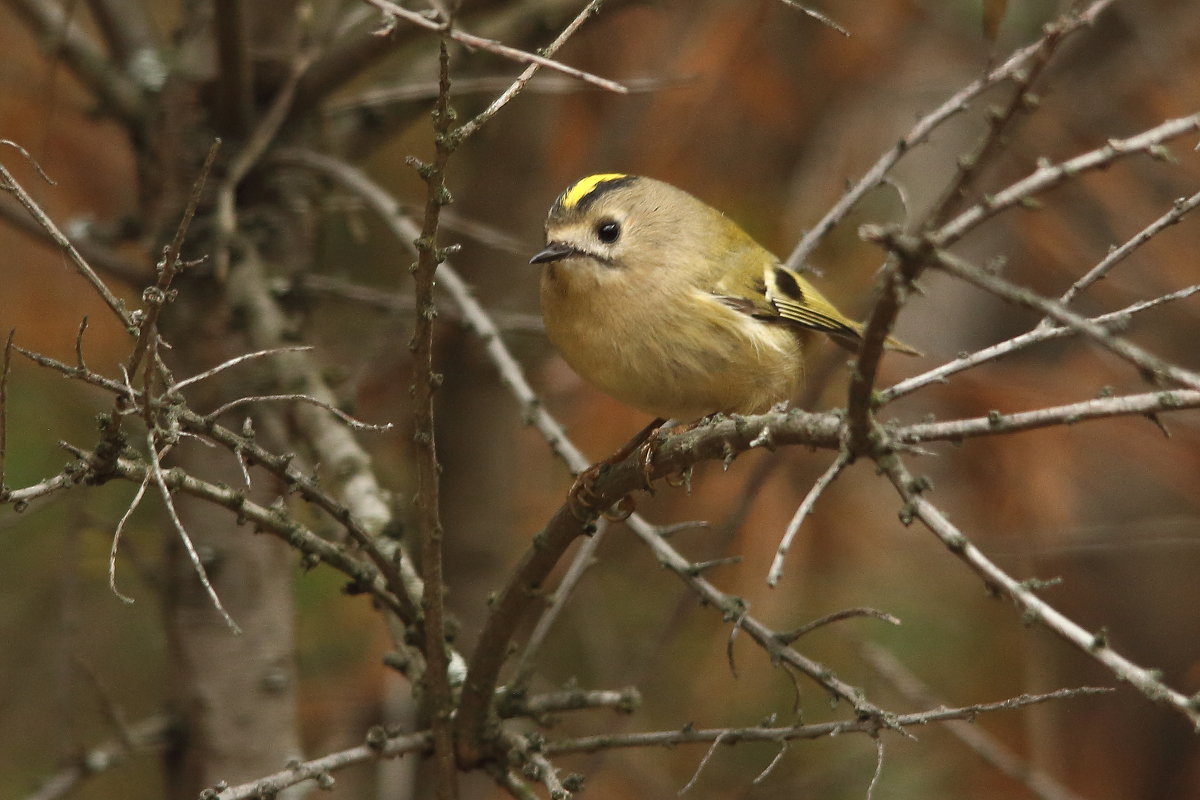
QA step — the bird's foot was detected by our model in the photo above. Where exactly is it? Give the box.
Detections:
[567,417,667,521]
[568,464,636,521]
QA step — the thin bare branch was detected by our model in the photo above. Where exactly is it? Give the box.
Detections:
[5,477,71,511]
[860,643,1095,800]
[365,0,627,95]
[206,393,394,432]
[124,138,221,379]
[881,284,1200,403]
[678,731,729,794]
[545,686,1111,756]
[144,432,241,633]
[510,519,610,691]
[201,687,1104,800]
[776,608,901,645]
[489,767,539,800]
[880,456,1199,728]
[0,146,133,327]
[843,40,1063,454]
[866,738,886,800]
[0,195,148,285]
[503,730,571,799]
[752,741,789,785]
[326,74,684,118]
[934,113,1200,249]
[500,687,640,719]
[108,473,151,604]
[777,0,849,37]
[454,0,610,142]
[1048,189,1200,315]
[169,346,315,393]
[213,730,433,800]
[623,508,890,722]
[867,229,1200,390]
[783,0,1119,271]
[896,388,1200,444]
[922,28,1055,231]
[409,38,459,798]
[63,442,410,618]
[296,274,544,331]
[767,450,850,586]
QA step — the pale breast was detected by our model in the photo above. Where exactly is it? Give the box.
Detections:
[542,273,804,421]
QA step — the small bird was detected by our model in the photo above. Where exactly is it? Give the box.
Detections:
[531,173,918,426]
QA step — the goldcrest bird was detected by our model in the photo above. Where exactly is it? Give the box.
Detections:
[531,173,919,425]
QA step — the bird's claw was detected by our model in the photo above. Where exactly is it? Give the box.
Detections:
[567,465,637,522]
[636,435,660,491]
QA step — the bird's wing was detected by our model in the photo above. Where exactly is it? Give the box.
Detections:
[713,264,922,356]
[713,263,860,336]
[762,265,864,339]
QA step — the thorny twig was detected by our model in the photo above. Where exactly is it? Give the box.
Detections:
[125,139,221,379]
[845,11,1081,455]
[0,142,132,327]
[860,642,1094,800]
[206,393,394,431]
[776,608,901,645]
[767,450,850,586]
[169,346,314,394]
[109,474,151,604]
[62,442,409,618]
[869,230,1200,391]
[205,685,1106,800]
[783,0,1119,271]
[935,112,1200,249]
[453,0,610,142]
[1048,188,1200,315]
[366,0,627,95]
[544,686,1111,756]
[143,430,242,633]
[881,284,1200,403]
[881,455,1200,728]
[403,20,475,791]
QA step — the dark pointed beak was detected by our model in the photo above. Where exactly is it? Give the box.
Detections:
[529,241,577,265]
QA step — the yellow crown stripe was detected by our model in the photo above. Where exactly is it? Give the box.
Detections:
[559,173,628,210]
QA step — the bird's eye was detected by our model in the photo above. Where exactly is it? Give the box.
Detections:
[595,220,621,244]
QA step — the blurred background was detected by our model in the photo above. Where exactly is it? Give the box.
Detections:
[1,0,1199,798]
